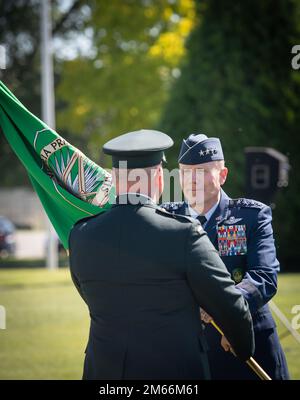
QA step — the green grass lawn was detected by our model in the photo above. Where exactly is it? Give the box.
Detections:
[0,268,299,380]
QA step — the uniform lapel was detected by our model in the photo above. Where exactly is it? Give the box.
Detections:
[205,190,231,245]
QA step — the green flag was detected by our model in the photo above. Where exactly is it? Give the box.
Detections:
[0,81,114,249]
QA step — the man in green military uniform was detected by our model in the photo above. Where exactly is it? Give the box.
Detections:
[69,129,255,380]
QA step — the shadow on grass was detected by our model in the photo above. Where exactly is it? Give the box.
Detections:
[0,280,73,291]
[0,256,69,269]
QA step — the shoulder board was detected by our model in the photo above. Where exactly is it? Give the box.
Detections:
[156,206,195,223]
[72,212,101,229]
[229,198,266,209]
[160,201,185,213]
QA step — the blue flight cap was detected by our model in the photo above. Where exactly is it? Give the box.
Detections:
[178,133,224,164]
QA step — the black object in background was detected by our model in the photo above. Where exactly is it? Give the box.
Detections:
[244,147,290,205]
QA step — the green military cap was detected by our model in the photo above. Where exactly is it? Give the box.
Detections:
[103,129,174,168]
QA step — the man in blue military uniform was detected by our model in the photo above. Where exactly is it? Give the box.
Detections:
[162,133,289,380]
[69,129,255,380]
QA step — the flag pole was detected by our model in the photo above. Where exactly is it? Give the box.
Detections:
[210,320,272,380]
[41,0,58,270]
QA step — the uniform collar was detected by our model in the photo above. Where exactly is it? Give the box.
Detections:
[206,201,220,221]
[187,200,220,222]
[204,189,231,235]
[184,189,231,234]
[216,189,230,218]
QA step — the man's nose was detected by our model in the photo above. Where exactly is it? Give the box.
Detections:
[192,170,202,183]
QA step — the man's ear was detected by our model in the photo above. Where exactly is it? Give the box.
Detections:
[178,167,183,188]
[158,164,164,194]
[220,167,228,186]
[112,168,117,186]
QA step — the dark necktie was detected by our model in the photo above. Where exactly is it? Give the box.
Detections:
[197,215,207,225]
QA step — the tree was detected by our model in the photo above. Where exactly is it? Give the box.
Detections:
[56,0,196,163]
[159,0,300,267]
[0,0,91,185]
[1,0,196,181]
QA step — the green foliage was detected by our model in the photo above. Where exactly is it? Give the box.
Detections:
[1,0,195,177]
[159,0,300,266]
[0,0,88,186]
[0,0,41,186]
[56,0,196,163]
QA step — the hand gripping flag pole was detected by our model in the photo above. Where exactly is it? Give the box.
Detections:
[210,320,272,380]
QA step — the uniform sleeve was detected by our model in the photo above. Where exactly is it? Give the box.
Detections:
[186,223,255,361]
[235,206,279,313]
[68,227,88,304]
